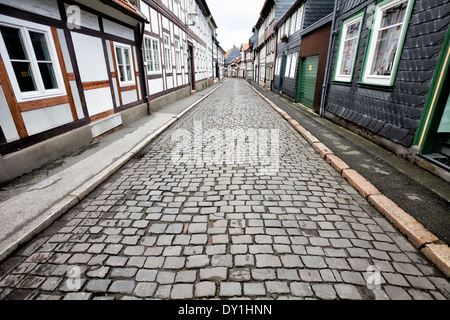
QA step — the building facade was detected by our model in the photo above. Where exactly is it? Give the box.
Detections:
[218,45,225,80]
[0,0,219,183]
[224,45,240,77]
[254,0,296,89]
[273,0,334,108]
[324,0,450,173]
[139,0,217,103]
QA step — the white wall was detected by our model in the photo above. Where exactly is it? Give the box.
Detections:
[122,90,137,105]
[1,0,61,20]
[71,32,108,82]
[84,87,114,116]
[22,104,73,136]
[103,18,134,40]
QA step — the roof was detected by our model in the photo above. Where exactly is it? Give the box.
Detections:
[241,43,250,51]
[255,0,297,28]
[225,46,240,64]
[196,0,218,29]
[105,0,148,21]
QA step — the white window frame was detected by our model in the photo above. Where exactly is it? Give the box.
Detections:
[295,5,304,32]
[114,43,135,86]
[333,12,364,83]
[163,34,172,72]
[361,0,414,86]
[285,18,291,36]
[0,15,66,103]
[174,38,182,73]
[289,53,298,79]
[285,54,292,78]
[144,36,161,74]
[290,11,297,35]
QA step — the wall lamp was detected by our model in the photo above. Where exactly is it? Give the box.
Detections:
[186,12,198,27]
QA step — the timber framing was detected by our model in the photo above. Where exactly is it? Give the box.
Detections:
[0,0,145,155]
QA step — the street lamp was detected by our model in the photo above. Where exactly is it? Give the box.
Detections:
[186,12,198,27]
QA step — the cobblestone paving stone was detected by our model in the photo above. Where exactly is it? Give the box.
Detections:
[0,79,449,300]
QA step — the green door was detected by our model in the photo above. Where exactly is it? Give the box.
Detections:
[297,55,319,108]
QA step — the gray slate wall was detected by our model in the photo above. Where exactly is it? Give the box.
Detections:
[325,0,450,147]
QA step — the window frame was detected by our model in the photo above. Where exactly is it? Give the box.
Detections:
[290,11,297,35]
[163,34,172,72]
[289,52,298,79]
[144,36,161,74]
[0,15,66,103]
[114,43,135,86]
[295,5,304,33]
[174,38,182,73]
[360,0,415,87]
[333,11,365,83]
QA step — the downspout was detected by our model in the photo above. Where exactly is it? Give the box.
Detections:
[319,0,338,117]
[139,22,151,115]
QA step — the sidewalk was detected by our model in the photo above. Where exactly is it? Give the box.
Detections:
[248,81,450,246]
[248,80,450,276]
[0,82,222,262]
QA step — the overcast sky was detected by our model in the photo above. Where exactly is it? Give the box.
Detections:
[207,0,266,51]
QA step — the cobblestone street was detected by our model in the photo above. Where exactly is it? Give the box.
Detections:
[0,79,448,300]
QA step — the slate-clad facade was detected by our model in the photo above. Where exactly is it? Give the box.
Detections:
[273,0,334,101]
[254,0,297,89]
[324,0,450,162]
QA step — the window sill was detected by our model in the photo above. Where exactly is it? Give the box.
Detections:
[18,90,66,103]
[357,81,394,91]
[331,80,352,87]
[119,82,136,88]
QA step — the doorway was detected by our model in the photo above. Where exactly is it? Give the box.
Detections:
[188,44,195,91]
[297,55,319,109]
[279,53,287,93]
[415,29,450,169]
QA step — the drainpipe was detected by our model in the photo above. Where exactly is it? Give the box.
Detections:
[139,22,151,115]
[319,0,338,117]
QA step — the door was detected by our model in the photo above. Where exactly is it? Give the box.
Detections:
[414,31,450,168]
[297,55,319,108]
[188,44,195,90]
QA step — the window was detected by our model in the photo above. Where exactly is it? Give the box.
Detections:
[163,35,172,72]
[0,16,65,102]
[289,53,298,79]
[285,18,291,36]
[275,57,281,76]
[361,0,414,86]
[290,11,297,35]
[295,5,304,32]
[333,12,364,83]
[115,44,134,85]
[174,39,181,72]
[285,54,292,78]
[144,37,161,73]
[278,23,285,43]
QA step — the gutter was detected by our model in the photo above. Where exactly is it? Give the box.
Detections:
[100,0,148,22]
[319,0,338,117]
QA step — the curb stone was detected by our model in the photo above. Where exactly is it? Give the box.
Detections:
[0,84,223,262]
[246,81,450,278]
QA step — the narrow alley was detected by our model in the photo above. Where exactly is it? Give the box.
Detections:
[0,79,448,301]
